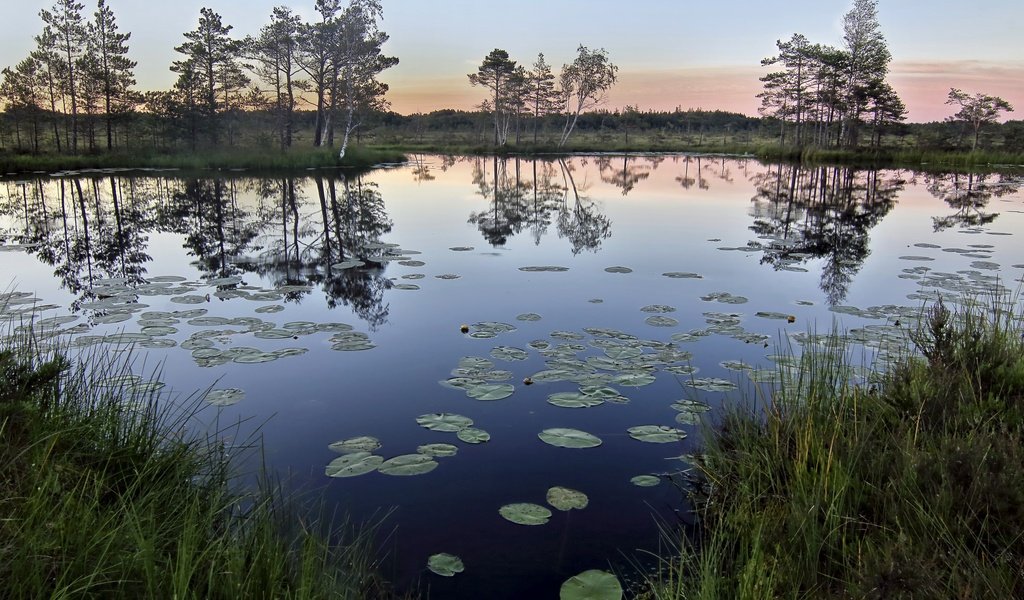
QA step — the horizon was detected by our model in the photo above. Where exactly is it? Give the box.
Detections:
[1,0,1022,123]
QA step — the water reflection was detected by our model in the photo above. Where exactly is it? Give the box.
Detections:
[748,164,905,305]
[924,172,1022,231]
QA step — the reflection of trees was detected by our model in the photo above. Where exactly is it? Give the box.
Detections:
[158,178,263,280]
[2,176,155,312]
[556,159,612,254]
[597,155,651,196]
[675,155,710,190]
[466,156,611,253]
[924,172,1021,231]
[749,164,904,305]
[312,174,393,329]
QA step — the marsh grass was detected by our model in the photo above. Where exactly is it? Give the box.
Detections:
[0,328,395,599]
[643,295,1024,599]
[0,146,406,173]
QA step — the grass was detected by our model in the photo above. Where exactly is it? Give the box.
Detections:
[0,145,407,174]
[642,295,1024,599]
[0,326,398,598]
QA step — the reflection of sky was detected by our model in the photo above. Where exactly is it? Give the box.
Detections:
[2,0,1022,120]
[2,157,1024,598]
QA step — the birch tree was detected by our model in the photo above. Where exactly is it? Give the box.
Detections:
[557,45,617,147]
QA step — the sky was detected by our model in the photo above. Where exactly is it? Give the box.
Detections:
[1,0,1022,122]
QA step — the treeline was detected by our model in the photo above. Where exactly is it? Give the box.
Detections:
[0,0,396,157]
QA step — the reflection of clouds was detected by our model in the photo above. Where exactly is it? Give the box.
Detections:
[888,59,1024,122]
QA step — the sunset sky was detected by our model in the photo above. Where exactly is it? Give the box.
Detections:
[1,0,1021,122]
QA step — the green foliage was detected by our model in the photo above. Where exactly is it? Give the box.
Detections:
[643,296,1024,599]
[0,332,396,599]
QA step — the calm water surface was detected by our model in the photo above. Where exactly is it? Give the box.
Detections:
[2,155,1023,598]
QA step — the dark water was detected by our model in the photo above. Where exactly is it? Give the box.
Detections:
[2,155,1023,598]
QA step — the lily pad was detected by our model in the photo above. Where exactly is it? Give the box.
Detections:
[499,503,552,526]
[630,475,661,487]
[560,569,623,600]
[416,413,472,432]
[466,383,515,401]
[325,452,384,478]
[435,274,461,280]
[645,316,678,327]
[538,428,602,449]
[627,425,687,443]
[329,436,381,453]
[456,427,491,444]
[516,313,542,321]
[490,346,530,361]
[687,377,738,392]
[547,487,589,511]
[604,266,632,273]
[427,553,465,577]
[547,392,605,409]
[417,443,458,457]
[640,304,676,313]
[206,388,244,406]
[519,266,569,272]
[449,246,474,251]
[378,454,439,476]
[662,272,702,279]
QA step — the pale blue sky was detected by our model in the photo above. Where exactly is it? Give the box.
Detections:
[2,0,1021,120]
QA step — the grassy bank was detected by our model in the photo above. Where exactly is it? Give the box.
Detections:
[0,146,407,174]
[647,297,1024,599]
[0,333,395,598]
[365,129,1024,170]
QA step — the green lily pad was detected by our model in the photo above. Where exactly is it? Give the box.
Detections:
[394,284,420,290]
[516,313,542,321]
[604,266,632,273]
[662,272,702,279]
[519,266,569,272]
[466,383,515,401]
[560,569,623,600]
[687,377,738,392]
[538,428,602,449]
[627,425,687,443]
[170,295,208,304]
[457,427,491,444]
[416,413,472,432]
[329,436,381,453]
[547,487,589,511]
[417,443,459,457]
[449,246,474,251]
[645,316,678,327]
[490,346,530,361]
[427,553,464,577]
[378,454,438,476]
[640,304,676,313]
[399,260,426,267]
[612,373,656,387]
[206,388,244,406]
[630,475,661,487]
[325,452,384,477]
[547,392,605,409]
[499,503,552,526]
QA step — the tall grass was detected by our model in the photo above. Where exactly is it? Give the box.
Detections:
[644,296,1024,599]
[0,146,407,173]
[0,328,396,599]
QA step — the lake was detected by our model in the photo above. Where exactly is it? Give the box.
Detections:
[2,154,1023,598]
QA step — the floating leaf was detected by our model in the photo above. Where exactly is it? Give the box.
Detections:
[662,272,702,279]
[627,425,687,443]
[499,503,552,526]
[206,388,244,406]
[640,304,676,313]
[604,266,632,273]
[687,377,738,392]
[449,246,474,251]
[394,284,420,290]
[645,316,678,327]
[490,346,529,361]
[519,266,569,272]
[457,427,491,444]
[435,273,461,280]
[547,487,589,511]
[399,260,426,267]
[329,436,381,453]
[416,413,472,432]
[560,569,623,600]
[516,313,542,321]
[612,373,656,387]
[538,428,602,449]
[255,304,285,313]
[547,392,605,409]
[170,295,208,304]
[378,454,438,476]
[466,383,515,401]
[427,553,464,577]
[325,452,384,478]
[417,443,458,457]
[630,475,661,487]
